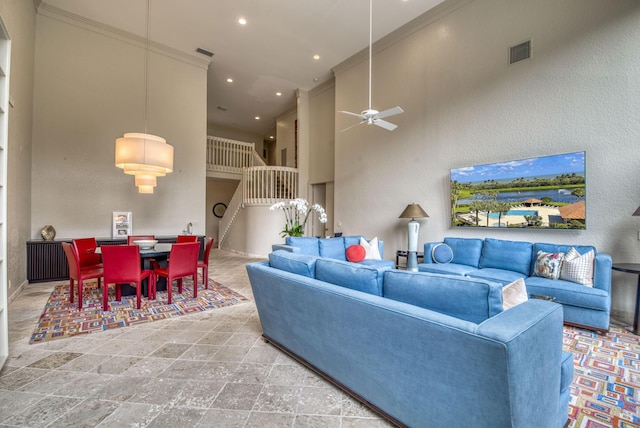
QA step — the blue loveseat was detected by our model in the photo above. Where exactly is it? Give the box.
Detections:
[420,237,612,332]
[246,250,573,427]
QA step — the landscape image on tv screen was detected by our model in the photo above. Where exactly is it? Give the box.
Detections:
[450,151,586,229]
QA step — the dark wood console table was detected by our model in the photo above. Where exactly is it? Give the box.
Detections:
[27,236,204,283]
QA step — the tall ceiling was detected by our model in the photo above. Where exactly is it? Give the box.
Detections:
[41,0,446,140]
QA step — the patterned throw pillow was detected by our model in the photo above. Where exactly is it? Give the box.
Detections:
[534,250,565,280]
[560,247,594,287]
[431,243,454,264]
[502,278,528,310]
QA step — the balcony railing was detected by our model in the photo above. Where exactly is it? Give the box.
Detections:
[206,136,262,173]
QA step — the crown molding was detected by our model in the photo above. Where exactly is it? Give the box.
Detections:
[37,2,210,70]
[332,0,473,77]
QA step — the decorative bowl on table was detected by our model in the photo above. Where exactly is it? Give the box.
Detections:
[133,239,158,250]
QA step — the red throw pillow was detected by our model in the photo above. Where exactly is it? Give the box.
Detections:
[346,244,366,262]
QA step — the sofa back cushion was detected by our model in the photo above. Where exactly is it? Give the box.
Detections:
[269,250,318,278]
[443,237,484,267]
[286,237,320,256]
[383,270,503,323]
[315,258,391,296]
[479,238,533,275]
[319,237,347,260]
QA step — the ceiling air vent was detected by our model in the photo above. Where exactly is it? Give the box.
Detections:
[509,40,531,65]
[196,47,214,57]
[217,105,228,111]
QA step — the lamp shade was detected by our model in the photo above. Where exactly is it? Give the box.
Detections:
[399,203,429,220]
[115,133,174,176]
[633,205,640,216]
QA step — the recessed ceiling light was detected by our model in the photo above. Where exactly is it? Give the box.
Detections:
[276,92,282,96]
[226,78,233,83]
[238,18,247,25]
[313,54,320,60]
[255,116,260,120]
[269,136,274,139]
[313,78,319,82]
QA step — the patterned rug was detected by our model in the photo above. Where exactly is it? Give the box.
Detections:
[30,278,248,344]
[564,324,640,427]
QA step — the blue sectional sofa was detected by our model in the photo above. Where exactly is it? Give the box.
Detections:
[420,237,612,332]
[247,250,573,428]
[272,235,395,269]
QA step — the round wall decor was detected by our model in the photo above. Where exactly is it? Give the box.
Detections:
[212,202,227,218]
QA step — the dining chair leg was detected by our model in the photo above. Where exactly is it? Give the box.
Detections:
[167,278,172,305]
[204,266,208,289]
[193,276,198,298]
[136,281,141,309]
[77,281,84,309]
[103,282,109,311]
[69,279,75,303]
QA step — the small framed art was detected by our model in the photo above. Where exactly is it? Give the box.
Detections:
[112,211,132,238]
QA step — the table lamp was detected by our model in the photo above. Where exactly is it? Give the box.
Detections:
[399,203,429,271]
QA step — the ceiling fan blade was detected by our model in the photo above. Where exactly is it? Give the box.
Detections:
[338,110,365,119]
[340,121,365,133]
[373,119,398,131]
[375,106,404,119]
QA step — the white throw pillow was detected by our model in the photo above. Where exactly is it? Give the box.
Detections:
[502,278,528,310]
[359,236,382,260]
[560,247,594,287]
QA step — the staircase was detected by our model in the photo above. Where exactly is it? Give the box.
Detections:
[206,136,299,248]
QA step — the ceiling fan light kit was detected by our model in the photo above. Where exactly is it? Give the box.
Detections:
[339,0,403,132]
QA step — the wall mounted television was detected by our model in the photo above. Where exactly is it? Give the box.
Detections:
[450,151,586,229]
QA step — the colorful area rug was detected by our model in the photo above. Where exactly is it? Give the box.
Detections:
[564,324,639,427]
[30,278,248,344]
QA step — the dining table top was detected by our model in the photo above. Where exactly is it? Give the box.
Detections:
[94,243,172,257]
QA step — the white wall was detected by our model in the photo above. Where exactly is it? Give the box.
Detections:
[332,0,640,323]
[0,0,36,297]
[31,11,207,239]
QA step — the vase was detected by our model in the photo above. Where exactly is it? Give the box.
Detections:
[41,225,56,241]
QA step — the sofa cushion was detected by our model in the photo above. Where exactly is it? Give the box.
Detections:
[525,276,609,311]
[502,278,528,310]
[383,270,504,324]
[432,243,454,264]
[360,237,382,260]
[443,237,484,267]
[479,238,533,275]
[346,244,366,262]
[467,268,527,285]
[533,250,565,280]
[315,258,391,296]
[418,263,479,276]
[560,248,594,287]
[268,250,318,278]
[319,237,347,260]
[286,236,320,256]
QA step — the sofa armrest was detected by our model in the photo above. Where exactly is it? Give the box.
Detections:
[593,252,612,294]
[271,244,299,253]
[422,242,443,264]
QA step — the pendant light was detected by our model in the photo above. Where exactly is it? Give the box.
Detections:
[114,0,173,193]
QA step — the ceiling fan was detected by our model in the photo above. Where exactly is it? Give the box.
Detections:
[339,0,404,132]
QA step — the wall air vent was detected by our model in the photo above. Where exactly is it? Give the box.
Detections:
[196,47,214,57]
[509,40,531,65]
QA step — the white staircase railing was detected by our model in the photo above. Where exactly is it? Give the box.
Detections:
[243,166,299,206]
[207,136,257,173]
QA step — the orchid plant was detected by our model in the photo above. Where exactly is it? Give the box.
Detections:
[270,198,328,237]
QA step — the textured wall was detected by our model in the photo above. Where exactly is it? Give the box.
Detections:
[31,11,207,240]
[333,0,640,322]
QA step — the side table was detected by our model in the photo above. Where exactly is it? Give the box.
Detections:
[611,263,640,334]
[396,250,424,269]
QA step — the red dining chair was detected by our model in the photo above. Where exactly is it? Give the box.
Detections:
[101,245,155,311]
[153,242,200,304]
[197,237,215,288]
[127,235,156,245]
[176,235,198,243]
[61,242,104,310]
[72,237,102,268]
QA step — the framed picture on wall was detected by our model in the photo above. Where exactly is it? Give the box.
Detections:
[112,211,132,238]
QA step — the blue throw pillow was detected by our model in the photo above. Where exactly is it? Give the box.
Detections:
[432,243,453,264]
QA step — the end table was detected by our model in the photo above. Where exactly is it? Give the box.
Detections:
[611,263,640,334]
[396,250,424,269]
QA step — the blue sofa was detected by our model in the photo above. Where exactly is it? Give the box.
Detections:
[420,237,612,332]
[272,235,395,269]
[247,250,573,428]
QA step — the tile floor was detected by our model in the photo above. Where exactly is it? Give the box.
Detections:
[1,250,392,427]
